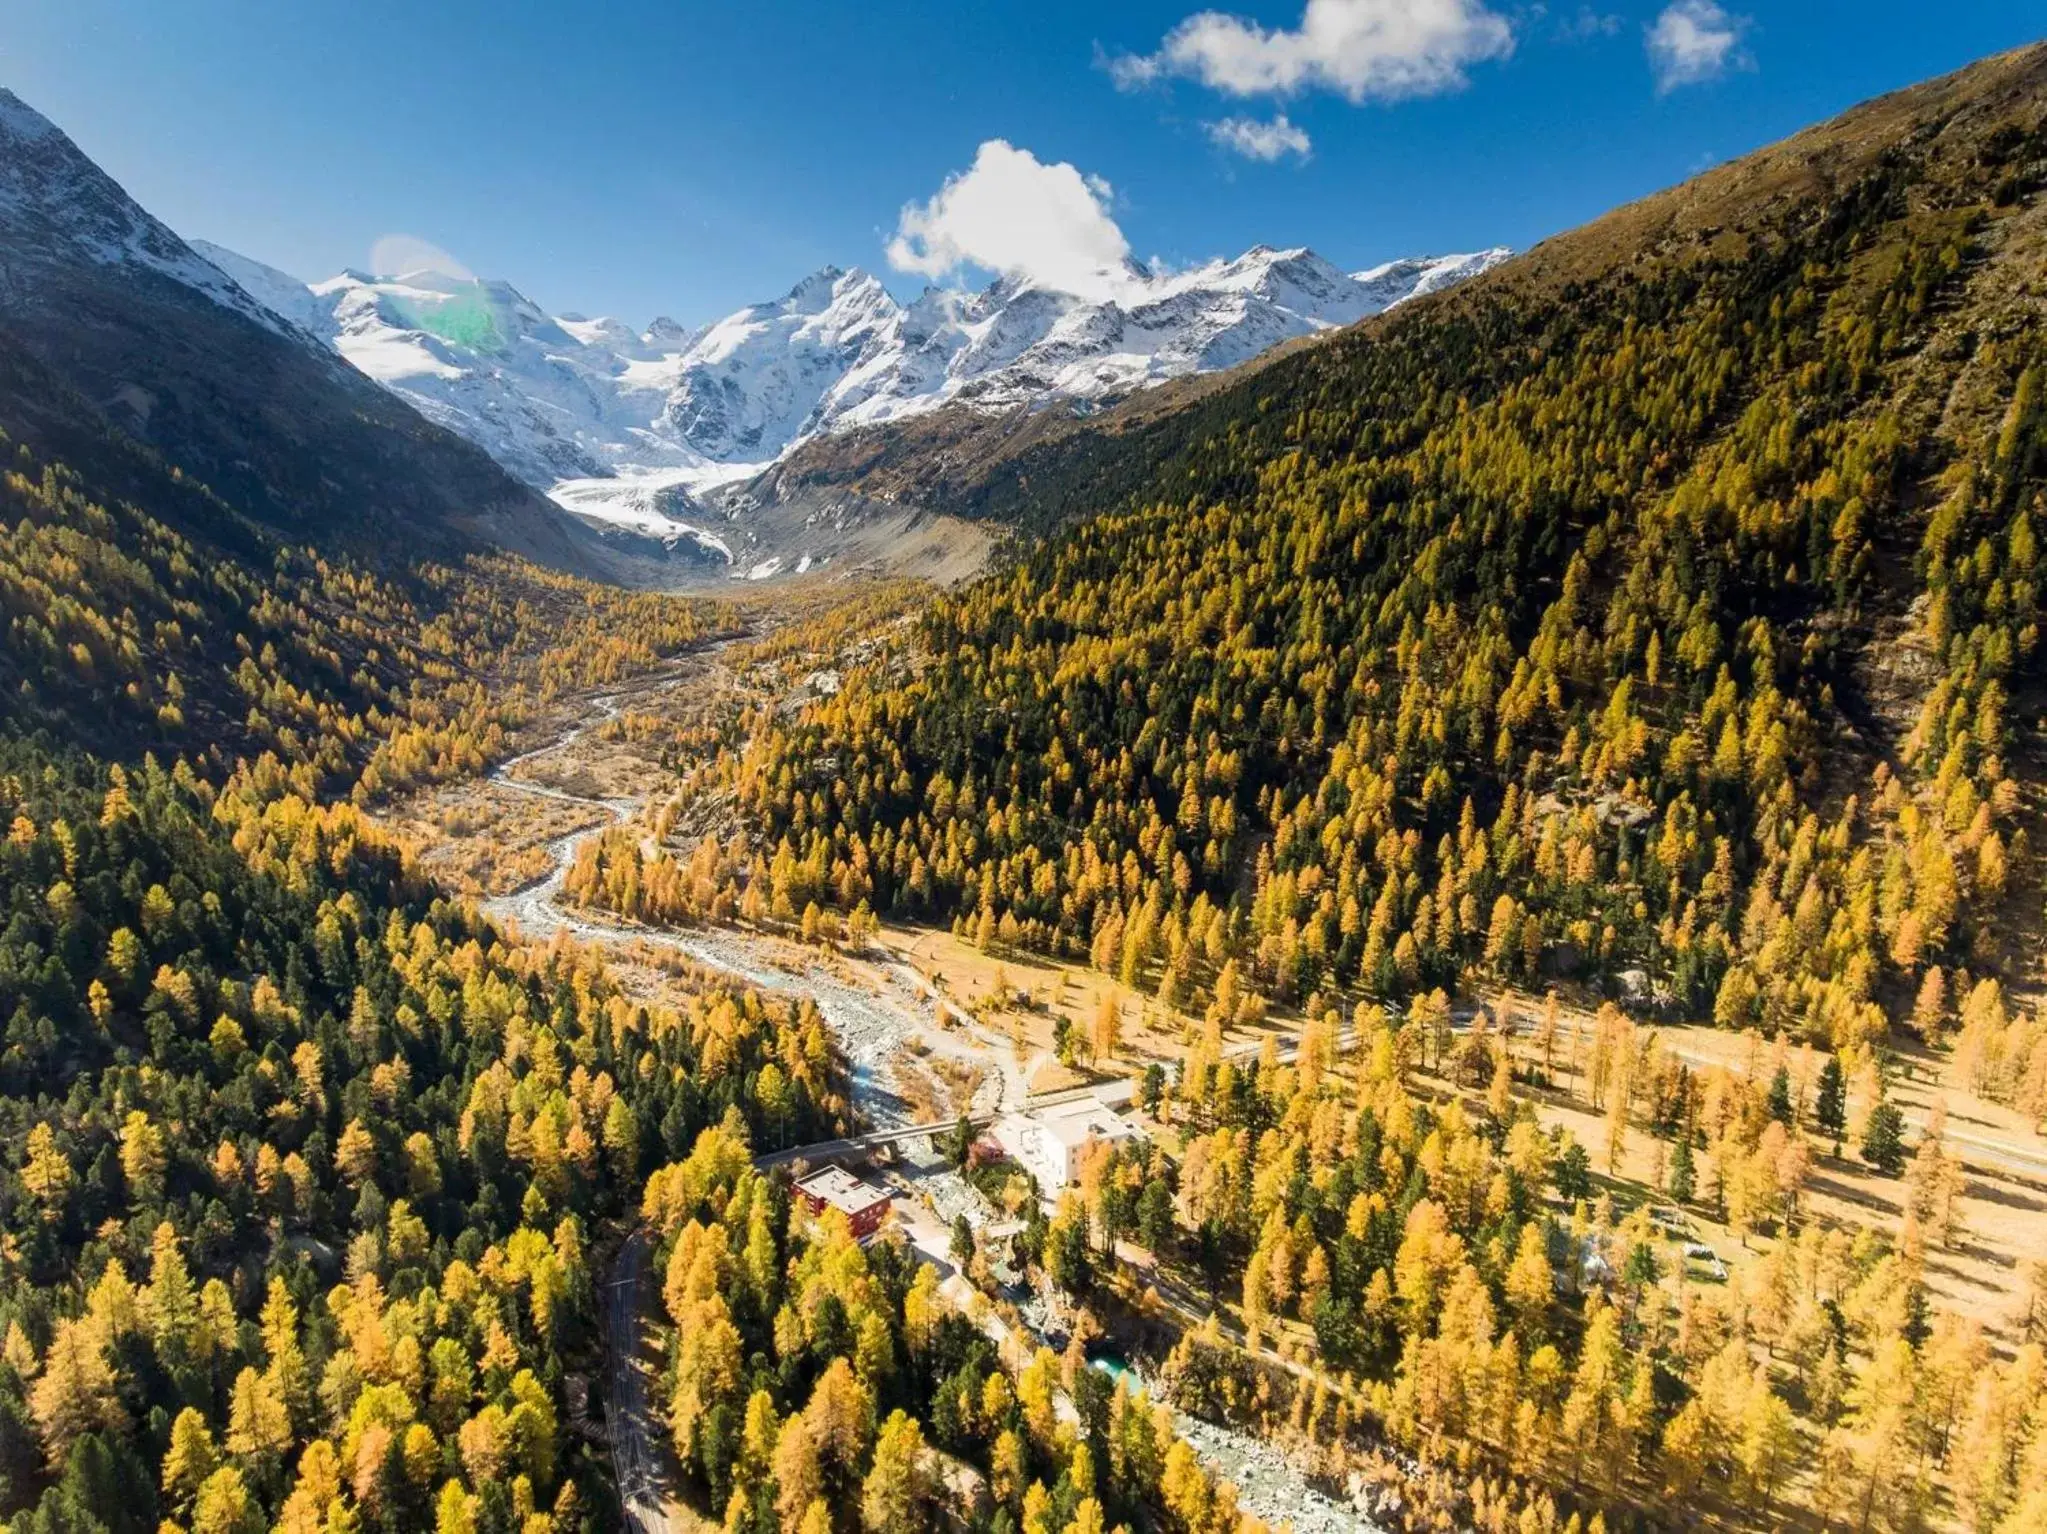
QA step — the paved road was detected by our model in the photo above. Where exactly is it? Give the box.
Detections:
[603,1227,680,1534]
[488,664,1367,1523]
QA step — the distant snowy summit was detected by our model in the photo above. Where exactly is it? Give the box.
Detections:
[0,79,1508,570]
[196,239,1510,542]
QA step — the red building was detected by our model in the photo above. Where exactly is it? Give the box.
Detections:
[794,1167,892,1239]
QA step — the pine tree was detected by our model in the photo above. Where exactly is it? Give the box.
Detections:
[1535,992,1562,1082]
[29,1318,125,1465]
[226,1365,291,1459]
[1815,1057,1847,1153]
[1555,1140,1593,1202]
[1139,1178,1174,1256]
[1139,1061,1166,1116]
[772,1416,822,1534]
[1669,1136,1697,1204]
[162,1407,218,1508]
[1767,1066,1794,1126]
[1092,995,1122,1063]
[1505,1219,1555,1337]
[335,1119,377,1185]
[1862,1100,1907,1177]
[190,1465,259,1534]
[118,1111,166,1204]
[860,1410,935,1533]
[436,1479,479,1534]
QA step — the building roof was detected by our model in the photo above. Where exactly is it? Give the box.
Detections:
[1026,1096,1142,1149]
[796,1166,891,1217]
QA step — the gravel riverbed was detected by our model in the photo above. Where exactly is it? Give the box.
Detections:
[476,681,1390,1532]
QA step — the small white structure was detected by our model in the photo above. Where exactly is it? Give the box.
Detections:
[993,1095,1142,1195]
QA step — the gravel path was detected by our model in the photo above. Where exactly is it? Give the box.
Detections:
[476,667,1385,1534]
[477,667,1017,1132]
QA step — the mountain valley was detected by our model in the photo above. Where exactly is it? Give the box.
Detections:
[195,239,1507,573]
[2,35,2047,1534]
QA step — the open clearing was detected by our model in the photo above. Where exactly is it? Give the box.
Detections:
[1469,989,2047,1344]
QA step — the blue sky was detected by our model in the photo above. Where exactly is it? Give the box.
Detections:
[2,0,2040,324]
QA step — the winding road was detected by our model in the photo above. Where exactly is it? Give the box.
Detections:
[471,652,2047,1534]
[480,671,1023,1130]
[473,655,1035,1533]
[601,1228,677,1534]
[474,657,1384,1534]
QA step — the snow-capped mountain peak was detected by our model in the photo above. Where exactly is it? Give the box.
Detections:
[197,236,1511,550]
[0,80,1512,574]
[644,315,696,346]
[1354,248,1513,308]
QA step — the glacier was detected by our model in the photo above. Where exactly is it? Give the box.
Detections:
[195,240,1510,556]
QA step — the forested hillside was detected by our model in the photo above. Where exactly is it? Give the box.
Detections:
[0,335,719,792]
[650,46,2047,1080]
[0,324,864,1530]
[0,745,848,1533]
[542,47,2047,1534]
[10,34,2047,1534]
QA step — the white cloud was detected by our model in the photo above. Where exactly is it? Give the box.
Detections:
[1111,0,1514,104]
[369,233,473,281]
[1645,0,1749,92]
[887,140,1135,301]
[1206,114,1314,161]
[1557,6,1622,41]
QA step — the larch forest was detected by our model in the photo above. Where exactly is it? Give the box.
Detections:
[5,36,2047,1534]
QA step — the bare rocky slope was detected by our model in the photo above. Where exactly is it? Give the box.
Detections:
[0,89,628,577]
